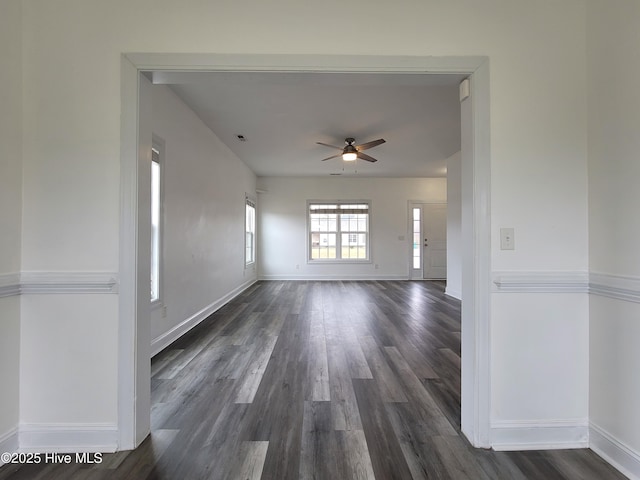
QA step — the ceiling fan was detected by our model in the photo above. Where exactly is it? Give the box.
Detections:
[316,137,386,163]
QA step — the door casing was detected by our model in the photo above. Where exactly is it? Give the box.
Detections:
[119,53,491,449]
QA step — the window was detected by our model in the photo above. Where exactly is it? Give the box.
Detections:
[150,142,163,303]
[245,196,256,266]
[309,201,369,261]
[412,207,421,269]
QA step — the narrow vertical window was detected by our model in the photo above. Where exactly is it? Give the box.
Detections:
[151,145,162,302]
[245,196,256,266]
[412,207,421,269]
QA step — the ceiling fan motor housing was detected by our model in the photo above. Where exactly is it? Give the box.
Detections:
[343,144,358,154]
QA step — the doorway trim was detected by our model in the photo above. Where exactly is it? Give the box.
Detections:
[119,53,491,449]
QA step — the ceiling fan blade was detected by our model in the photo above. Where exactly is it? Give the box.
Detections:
[316,141,343,150]
[357,152,378,163]
[321,153,342,161]
[355,138,385,151]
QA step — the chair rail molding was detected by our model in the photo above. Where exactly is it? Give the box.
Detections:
[0,272,119,296]
[0,273,21,298]
[492,271,589,293]
[589,272,640,304]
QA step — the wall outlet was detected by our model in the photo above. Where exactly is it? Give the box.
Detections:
[296,264,300,269]
[500,228,515,250]
[375,264,379,269]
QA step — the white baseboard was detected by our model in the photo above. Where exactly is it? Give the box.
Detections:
[445,287,461,299]
[0,427,19,466]
[491,420,589,451]
[151,279,257,357]
[259,274,409,281]
[590,422,640,480]
[19,423,118,453]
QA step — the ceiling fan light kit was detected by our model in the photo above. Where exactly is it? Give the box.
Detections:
[317,137,386,164]
[342,145,358,161]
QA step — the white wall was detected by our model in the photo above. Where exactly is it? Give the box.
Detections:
[11,0,591,453]
[150,85,257,350]
[258,177,446,280]
[0,0,23,454]
[20,295,118,425]
[446,151,462,299]
[491,293,589,448]
[587,0,640,475]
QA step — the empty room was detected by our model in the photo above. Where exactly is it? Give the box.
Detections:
[1,1,639,479]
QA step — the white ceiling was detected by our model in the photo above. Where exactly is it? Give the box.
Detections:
[152,71,465,178]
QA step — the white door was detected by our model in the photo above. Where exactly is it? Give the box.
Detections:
[410,203,447,280]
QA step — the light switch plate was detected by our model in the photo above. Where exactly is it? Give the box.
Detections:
[500,228,515,250]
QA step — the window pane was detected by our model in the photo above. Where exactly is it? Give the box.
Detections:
[246,232,253,263]
[311,233,336,259]
[412,208,421,271]
[341,233,366,259]
[246,202,256,264]
[151,160,161,301]
[311,213,337,232]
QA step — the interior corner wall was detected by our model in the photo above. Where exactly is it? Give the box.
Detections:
[587,0,640,475]
[0,0,23,454]
[149,85,257,352]
[257,176,446,280]
[445,151,462,299]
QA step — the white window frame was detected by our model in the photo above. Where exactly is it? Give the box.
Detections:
[150,136,165,307]
[307,200,371,263]
[245,195,257,267]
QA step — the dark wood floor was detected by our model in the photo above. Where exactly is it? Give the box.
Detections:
[0,281,627,479]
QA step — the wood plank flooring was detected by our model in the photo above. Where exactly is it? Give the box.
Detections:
[0,281,627,479]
